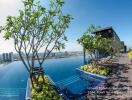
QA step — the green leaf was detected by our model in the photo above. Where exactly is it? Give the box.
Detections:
[3,32,12,40]
[20,10,24,16]
[6,16,12,21]
[50,0,54,8]
[63,36,68,41]
[40,7,46,12]
[56,0,64,6]
[49,11,56,16]
[30,18,35,24]
[0,26,3,33]
[34,11,40,18]
[21,34,28,41]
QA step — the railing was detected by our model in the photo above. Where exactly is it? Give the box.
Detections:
[25,78,31,100]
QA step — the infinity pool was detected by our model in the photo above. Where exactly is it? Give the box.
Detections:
[55,69,105,95]
[0,56,84,100]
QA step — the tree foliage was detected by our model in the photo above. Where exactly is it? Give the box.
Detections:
[77,25,112,67]
[0,0,72,89]
[85,24,101,35]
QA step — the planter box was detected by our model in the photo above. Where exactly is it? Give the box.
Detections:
[25,75,56,100]
[76,68,107,80]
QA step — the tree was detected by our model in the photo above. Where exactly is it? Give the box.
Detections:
[81,24,101,64]
[0,0,72,90]
[77,25,112,67]
[93,35,112,65]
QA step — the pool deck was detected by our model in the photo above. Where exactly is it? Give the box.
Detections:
[87,53,132,99]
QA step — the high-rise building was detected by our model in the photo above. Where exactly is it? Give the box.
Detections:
[2,52,14,62]
[9,52,13,62]
[6,53,8,61]
[3,53,6,61]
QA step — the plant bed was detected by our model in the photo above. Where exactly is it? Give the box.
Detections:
[31,76,62,100]
[80,65,112,76]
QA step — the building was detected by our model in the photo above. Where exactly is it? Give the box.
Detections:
[83,26,126,64]
[92,27,126,53]
[3,53,6,61]
[2,52,14,62]
[9,52,14,62]
[6,53,8,61]
[120,41,127,53]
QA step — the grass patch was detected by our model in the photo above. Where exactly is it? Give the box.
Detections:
[32,76,62,100]
[80,65,111,76]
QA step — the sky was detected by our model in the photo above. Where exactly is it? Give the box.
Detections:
[0,0,132,53]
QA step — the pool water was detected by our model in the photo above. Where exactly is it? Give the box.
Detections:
[55,72,104,95]
[0,56,105,99]
[0,56,85,100]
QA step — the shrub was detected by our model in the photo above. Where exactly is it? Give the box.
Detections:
[128,51,132,60]
[32,76,62,100]
[128,51,132,64]
[80,65,111,76]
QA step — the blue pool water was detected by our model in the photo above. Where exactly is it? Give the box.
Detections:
[0,56,106,99]
[55,70,105,94]
[0,56,85,100]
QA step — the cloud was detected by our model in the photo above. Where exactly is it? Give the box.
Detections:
[0,0,23,53]
[64,42,82,51]
[0,0,23,25]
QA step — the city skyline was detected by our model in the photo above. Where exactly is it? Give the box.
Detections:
[0,0,132,53]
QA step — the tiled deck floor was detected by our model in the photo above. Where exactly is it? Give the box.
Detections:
[87,53,132,99]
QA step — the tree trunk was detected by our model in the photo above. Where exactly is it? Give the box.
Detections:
[30,74,35,89]
[30,72,39,88]
[83,47,86,64]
